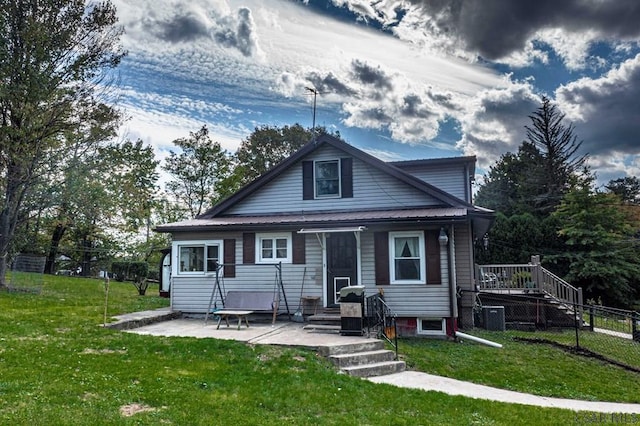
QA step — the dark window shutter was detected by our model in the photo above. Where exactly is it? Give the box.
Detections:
[243,233,255,264]
[374,231,390,285]
[292,232,306,264]
[340,157,353,198]
[425,230,441,285]
[223,239,236,278]
[302,161,314,200]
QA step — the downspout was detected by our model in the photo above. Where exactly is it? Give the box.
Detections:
[447,225,457,336]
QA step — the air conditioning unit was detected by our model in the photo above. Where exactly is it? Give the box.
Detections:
[482,306,506,331]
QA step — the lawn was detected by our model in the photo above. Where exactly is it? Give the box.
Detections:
[0,275,634,425]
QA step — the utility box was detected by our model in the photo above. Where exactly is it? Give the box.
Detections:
[340,286,365,336]
[482,306,506,331]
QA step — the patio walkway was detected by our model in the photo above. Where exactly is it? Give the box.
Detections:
[109,308,640,414]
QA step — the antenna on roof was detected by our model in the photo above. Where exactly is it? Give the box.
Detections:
[305,86,319,141]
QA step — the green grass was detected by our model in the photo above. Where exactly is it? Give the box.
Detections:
[0,275,633,425]
[401,329,640,403]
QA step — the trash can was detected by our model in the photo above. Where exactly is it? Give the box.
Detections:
[339,285,365,336]
[482,306,506,331]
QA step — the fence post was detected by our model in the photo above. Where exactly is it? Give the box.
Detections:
[574,300,580,350]
[633,314,639,343]
[577,287,583,326]
[589,306,594,332]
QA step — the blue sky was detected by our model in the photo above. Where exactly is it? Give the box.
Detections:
[111,0,640,189]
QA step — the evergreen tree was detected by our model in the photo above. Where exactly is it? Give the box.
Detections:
[552,184,640,307]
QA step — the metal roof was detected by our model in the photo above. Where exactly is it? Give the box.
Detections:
[156,207,471,232]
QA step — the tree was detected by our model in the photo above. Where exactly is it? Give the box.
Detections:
[605,177,640,205]
[99,139,160,234]
[474,142,544,216]
[524,96,588,213]
[163,126,233,218]
[476,98,589,217]
[474,212,562,265]
[552,184,640,307]
[0,0,124,286]
[233,124,339,187]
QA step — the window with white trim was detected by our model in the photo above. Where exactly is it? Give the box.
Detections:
[315,160,340,197]
[417,318,446,336]
[174,240,222,275]
[389,231,425,284]
[256,233,292,263]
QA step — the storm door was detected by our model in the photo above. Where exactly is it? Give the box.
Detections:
[326,232,357,307]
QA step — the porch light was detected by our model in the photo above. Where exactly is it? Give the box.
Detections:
[438,228,449,246]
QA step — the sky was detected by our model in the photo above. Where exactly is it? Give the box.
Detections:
[111,0,640,189]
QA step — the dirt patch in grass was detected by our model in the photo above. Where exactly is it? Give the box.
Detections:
[81,348,127,355]
[119,403,156,417]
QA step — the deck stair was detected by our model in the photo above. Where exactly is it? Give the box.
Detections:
[477,256,584,329]
[319,340,405,378]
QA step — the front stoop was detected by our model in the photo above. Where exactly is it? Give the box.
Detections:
[322,341,406,378]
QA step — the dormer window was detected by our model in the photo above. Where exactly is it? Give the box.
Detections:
[315,160,340,197]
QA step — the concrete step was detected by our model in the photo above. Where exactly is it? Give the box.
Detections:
[303,324,341,333]
[318,340,384,357]
[307,313,341,322]
[341,360,406,378]
[329,349,395,368]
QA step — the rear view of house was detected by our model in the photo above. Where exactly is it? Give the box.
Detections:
[155,135,494,337]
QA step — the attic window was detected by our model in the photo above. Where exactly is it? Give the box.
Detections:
[315,160,340,197]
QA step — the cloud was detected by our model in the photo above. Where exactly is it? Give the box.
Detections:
[157,12,210,42]
[456,78,541,168]
[213,7,262,57]
[556,53,640,156]
[336,0,640,69]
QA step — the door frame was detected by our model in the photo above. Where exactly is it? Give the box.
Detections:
[321,229,363,307]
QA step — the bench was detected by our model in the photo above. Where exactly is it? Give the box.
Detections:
[215,291,279,329]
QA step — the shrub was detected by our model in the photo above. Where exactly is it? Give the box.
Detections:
[111,261,150,295]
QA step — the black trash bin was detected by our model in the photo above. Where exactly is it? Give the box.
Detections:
[340,285,365,336]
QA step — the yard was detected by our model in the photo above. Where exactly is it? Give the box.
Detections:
[1,275,637,425]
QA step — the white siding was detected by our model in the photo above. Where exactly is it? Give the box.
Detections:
[170,225,471,319]
[360,232,451,317]
[171,231,325,314]
[398,163,470,202]
[226,145,441,216]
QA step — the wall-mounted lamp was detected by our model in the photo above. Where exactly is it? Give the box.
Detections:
[438,228,449,246]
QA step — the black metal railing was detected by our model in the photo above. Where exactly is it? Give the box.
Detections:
[365,294,398,359]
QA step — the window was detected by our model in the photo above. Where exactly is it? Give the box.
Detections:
[389,231,425,284]
[315,160,340,197]
[256,233,291,263]
[174,241,222,275]
[417,318,446,336]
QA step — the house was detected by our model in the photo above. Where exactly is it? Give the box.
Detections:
[155,135,494,337]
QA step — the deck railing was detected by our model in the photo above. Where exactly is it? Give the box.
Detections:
[477,255,583,320]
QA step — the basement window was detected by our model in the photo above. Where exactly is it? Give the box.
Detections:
[417,318,446,336]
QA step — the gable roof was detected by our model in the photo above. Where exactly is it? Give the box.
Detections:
[199,134,477,219]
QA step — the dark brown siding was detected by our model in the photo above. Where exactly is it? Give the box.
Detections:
[425,230,441,285]
[292,232,306,264]
[223,239,236,278]
[374,231,390,285]
[243,233,255,264]
[302,161,314,200]
[340,157,353,198]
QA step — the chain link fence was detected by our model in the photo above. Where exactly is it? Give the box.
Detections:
[8,253,46,294]
[475,292,640,373]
